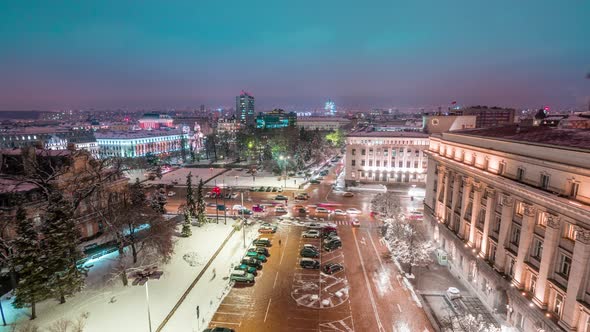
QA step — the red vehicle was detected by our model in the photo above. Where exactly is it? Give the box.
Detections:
[252,205,265,213]
[323,226,337,233]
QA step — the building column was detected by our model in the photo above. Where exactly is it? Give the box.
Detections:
[480,188,497,259]
[533,215,561,308]
[560,228,590,331]
[449,174,462,230]
[442,171,452,222]
[495,194,514,272]
[434,165,445,220]
[468,182,483,246]
[459,177,473,240]
[513,204,536,288]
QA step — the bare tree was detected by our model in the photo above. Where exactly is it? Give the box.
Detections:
[441,312,501,332]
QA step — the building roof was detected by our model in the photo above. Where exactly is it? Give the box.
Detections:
[347,128,429,138]
[95,130,183,140]
[297,117,350,122]
[451,125,590,151]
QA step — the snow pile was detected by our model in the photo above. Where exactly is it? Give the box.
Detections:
[182,252,203,267]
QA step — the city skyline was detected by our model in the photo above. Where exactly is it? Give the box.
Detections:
[1,1,589,111]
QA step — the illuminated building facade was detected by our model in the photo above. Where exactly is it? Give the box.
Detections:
[255,109,297,129]
[424,125,590,332]
[344,129,429,186]
[236,91,255,126]
[325,99,336,115]
[138,113,174,130]
[96,130,188,158]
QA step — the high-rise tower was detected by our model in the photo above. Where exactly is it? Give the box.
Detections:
[236,91,255,126]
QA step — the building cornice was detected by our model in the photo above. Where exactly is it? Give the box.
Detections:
[426,150,590,222]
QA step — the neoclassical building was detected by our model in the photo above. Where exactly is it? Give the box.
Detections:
[424,126,590,332]
[344,129,429,186]
[95,130,188,158]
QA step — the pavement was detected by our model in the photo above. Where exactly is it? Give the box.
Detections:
[200,162,434,332]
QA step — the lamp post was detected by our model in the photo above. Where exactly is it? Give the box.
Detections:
[145,281,152,332]
[279,155,290,188]
[241,192,246,248]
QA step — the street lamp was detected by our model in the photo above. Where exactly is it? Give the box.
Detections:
[279,155,290,188]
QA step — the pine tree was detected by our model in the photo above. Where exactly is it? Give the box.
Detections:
[196,179,207,225]
[150,189,167,214]
[12,206,49,320]
[181,210,192,237]
[130,178,146,207]
[43,193,87,304]
[186,172,196,217]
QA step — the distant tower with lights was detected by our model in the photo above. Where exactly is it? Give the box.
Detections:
[236,91,255,126]
[325,99,336,115]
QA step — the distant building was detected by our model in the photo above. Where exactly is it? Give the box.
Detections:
[451,106,516,128]
[422,115,477,134]
[255,109,297,129]
[297,117,350,131]
[344,129,429,186]
[236,91,255,126]
[138,113,174,130]
[0,126,96,152]
[95,130,188,158]
[424,125,590,332]
[325,99,336,115]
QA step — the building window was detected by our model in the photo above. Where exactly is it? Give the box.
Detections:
[536,212,547,227]
[369,160,373,167]
[557,253,572,277]
[406,161,411,168]
[510,226,521,245]
[351,149,356,156]
[563,223,576,241]
[361,160,366,166]
[553,293,564,317]
[398,161,403,168]
[351,172,356,178]
[508,258,515,277]
[351,160,356,167]
[489,244,497,262]
[531,238,543,260]
[540,173,550,189]
[414,161,418,168]
[498,161,505,175]
[516,167,525,182]
[530,275,537,294]
[383,161,387,167]
[369,149,373,155]
[361,149,366,156]
[493,215,501,233]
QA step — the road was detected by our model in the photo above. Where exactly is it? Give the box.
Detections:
[201,162,434,332]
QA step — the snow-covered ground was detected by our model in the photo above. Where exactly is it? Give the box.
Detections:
[145,167,226,187]
[1,221,260,332]
[215,169,305,190]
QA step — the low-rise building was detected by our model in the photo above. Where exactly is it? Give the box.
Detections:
[424,125,590,332]
[344,129,429,186]
[297,117,351,131]
[255,109,297,129]
[95,130,188,158]
[138,113,174,130]
[422,115,477,134]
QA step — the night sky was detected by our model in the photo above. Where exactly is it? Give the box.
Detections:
[1,1,589,111]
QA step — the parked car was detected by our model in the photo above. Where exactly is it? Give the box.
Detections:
[265,186,272,192]
[300,258,320,269]
[302,230,321,238]
[302,244,319,251]
[322,231,337,239]
[323,226,337,233]
[167,191,176,197]
[275,207,288,214]
[258,186,265,192]
[333,209,347,216]
[298,208,308,214]
[207,202,217,207]
[352,220,361,227]
[230,270,255,283]
[240,257,262,270]
[346,208,361,215]
[252,205,265,213]
[323,263,344,275]
[245,251,267,262]
[203,327,236,332]
[234,264,258,276]
[274,195,288,201]
[316,207,330,214]
[305,222,323,229]
[252,238,272,247]
[300,247,320,258]
[248,247,270,257]
[342,192,354,197]
[324,238,342,252]
[231,193,239,199]
[310,179,321,184]
[259,224,277,233]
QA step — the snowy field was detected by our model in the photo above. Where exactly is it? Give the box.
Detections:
[1,222,260,332]
[145,167,226,187]
[215,169,305,190]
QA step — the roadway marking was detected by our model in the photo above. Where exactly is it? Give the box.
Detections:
[279,232,289,266]
[273,271,279,289]
[210,321,240,326]
[352,230,385,332]
[264,298,272,322]
[397,304,403,312]
[215,311,244,316]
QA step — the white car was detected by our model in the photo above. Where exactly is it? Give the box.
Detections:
[334,209,347,216]
[302,230,321,238]
[167,191,176,197]
[346,208,361,215]
[275,207,288,214]
[232,204,246,211]
[352,220,360,227]
[307,204,318,209]
[316,207,330,214]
